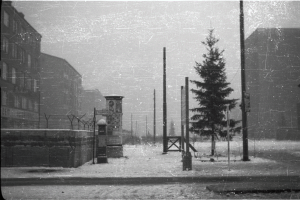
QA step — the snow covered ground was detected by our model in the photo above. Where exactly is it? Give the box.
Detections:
[2,137,299,178]
[1,137,300,199]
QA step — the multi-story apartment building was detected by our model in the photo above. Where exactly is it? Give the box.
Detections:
[1,1,42,128]
[245,28,300,139]
[39,53,82,129]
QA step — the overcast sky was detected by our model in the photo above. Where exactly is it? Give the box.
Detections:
[12,1,300,135]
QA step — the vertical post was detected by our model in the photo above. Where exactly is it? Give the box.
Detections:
[38,91,41,129]
[227,104,230,171]
[136,120,137,144]
[93,108,96,164]
[240,0,249,161]
[78,118,80,130]
[181,86,185,156]
[163,47,167,154]
[181,125,184,154]
[154,89,156,145]
[131,113,133,145]
[183,77,192,171]
[146,115,147,137]
[185,77,190,156]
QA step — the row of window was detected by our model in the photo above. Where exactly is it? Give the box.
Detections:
[1,90,39,112]
[3,10,40,47]
[2,36,38,69]
[1,62,39,92]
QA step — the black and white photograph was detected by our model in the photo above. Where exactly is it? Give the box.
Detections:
[1,0,300,199]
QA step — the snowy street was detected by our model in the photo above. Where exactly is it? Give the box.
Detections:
[2,139,300,199]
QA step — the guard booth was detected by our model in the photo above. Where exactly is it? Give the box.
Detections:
[97,119,108,163]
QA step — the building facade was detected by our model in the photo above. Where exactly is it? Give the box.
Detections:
[245,28,300,139]
[39,53,82,129]
[1,1,42,128]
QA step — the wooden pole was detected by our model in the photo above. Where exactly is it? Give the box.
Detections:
[92,108,96,164]
[185,77,190,156]
[163,47,167,154]
[154,89,156,144]
[131,113,133,145]
[136,120,138,144]
[146,115,147,137]
[240,0,249,161]
[181,86,185,155]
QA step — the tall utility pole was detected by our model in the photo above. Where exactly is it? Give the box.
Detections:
[185,77,190,157]
[182,77,192,170]
[163,47,167,154]
[146,116,147,137]
[131,113,134,145]
[136,121,137,139]
[240,0,249,161]
[92,108,96,164]
[181,86,185,155]
[154,89,156,144]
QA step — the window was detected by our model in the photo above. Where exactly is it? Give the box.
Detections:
[20,27,25,41]
[12,68,16,84]
[12,19,17,32]
[2,37,9,54]
[19,72,25,88]
[1,62,8,80]
[33,59,38,70]
[26,77,31,90]
[22,97,27,109]
[28,99,33,111]
[35,59,38,69]
[29,34,33,45]
[28,54,31,68]
[19,48,25,63]
[33,79,38,92]
[3,11,9,27]
[1,90,7,106]
[22,50,26,63]
[34,101,38,112]
[11,43,17,58]
[14,95,20,108]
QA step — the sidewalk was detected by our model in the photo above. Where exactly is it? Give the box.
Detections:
[1,143,300,193]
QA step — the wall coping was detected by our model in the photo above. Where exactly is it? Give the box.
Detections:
[1,129,91,131]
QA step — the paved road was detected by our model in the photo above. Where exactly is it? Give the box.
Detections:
[2,175,300,186]
[2,176,300,199]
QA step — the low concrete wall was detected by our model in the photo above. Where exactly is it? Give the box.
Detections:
[1,129,96,168]
[106,146,123,158]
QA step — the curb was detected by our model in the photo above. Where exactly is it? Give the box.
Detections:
[206,182,300,194]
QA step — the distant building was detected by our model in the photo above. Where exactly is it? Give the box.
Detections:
[80,89,106,123]
[39,53,82,129]
[245,28,300,139]
[1,1,42,128]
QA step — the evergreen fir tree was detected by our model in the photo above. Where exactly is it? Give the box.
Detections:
[190,29,240,156]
